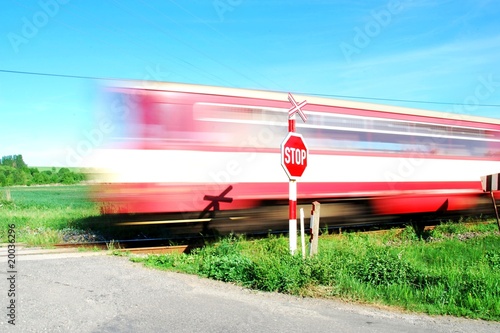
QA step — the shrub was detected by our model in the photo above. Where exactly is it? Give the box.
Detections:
[252,253,307,293]
[199,253,255,285]
[352,248,417,286]
[195,237,256,286]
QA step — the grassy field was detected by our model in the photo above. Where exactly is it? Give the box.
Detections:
[0,185,194,244]
[0,185,100,245]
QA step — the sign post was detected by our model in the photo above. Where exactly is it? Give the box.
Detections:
[281,93,308,254]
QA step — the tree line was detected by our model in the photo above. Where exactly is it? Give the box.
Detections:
[0,155,86,187]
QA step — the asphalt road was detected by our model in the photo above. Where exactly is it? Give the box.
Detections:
[1,250,499,333]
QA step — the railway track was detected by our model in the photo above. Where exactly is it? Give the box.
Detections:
[53,217,495,255]
[54,238,200,254]
[52,196,498,254]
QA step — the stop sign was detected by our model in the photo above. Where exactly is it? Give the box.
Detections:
[281,132,308,179]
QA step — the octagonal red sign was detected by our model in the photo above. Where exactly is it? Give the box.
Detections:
[281,132,308,179]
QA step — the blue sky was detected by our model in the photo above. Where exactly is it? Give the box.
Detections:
[1,0,500,167]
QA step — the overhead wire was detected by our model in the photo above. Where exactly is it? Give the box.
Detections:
[1,68,499,108]
[301,92,500,108]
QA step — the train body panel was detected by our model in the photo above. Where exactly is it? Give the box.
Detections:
[94,148,500,184]
[90,81,500,219]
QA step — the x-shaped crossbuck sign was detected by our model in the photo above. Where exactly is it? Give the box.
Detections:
[288,93,307,122]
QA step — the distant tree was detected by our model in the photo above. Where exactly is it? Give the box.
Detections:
[28,168,40,181]
[1,155,13,167]
[50,173,59,183]
[0,154,86,186]
[62,174,76,184]
[32,172,49,185]
[1,155,28,170]
[0,166,15,187]
[5,174,14,187]
[58,168,73,184]
[14,155,28,170]
[57,167,70,177]
[76,172,86,182]
[13,169,27,185]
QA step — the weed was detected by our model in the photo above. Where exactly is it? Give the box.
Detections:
[399,225,419,242]
[352,249,416,286]
[431,221,469,238]
[484,250,500,269]
[106,240,119,251]
[21,227,64,246]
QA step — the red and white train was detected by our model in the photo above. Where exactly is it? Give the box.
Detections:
[89,81,500,223]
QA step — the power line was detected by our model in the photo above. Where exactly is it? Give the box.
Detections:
[0,69,113,81]
[302,92,500,108]
[1,68,500,108]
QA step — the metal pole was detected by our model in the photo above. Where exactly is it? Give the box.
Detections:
[288,111,296,255]
[288,118,295,132]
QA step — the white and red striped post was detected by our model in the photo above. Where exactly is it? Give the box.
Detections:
[286,93,307,255]
[289,165,297,254]
[287,106,297,254]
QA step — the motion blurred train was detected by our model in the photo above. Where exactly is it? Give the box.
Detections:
[88,81,500,228]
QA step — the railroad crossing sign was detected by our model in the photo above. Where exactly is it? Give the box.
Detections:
[287,93,307,122]
[281,132,308,179]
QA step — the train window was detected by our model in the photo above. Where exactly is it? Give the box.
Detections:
[295,111,500,157]
[192,102,288,148]
[148,99,500,157]
[486,131,500,158]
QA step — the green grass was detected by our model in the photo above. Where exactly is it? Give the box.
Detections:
[136,225,500,321]
[0,185,100,244]
[1,185,93,209]
[0,184,189,245]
